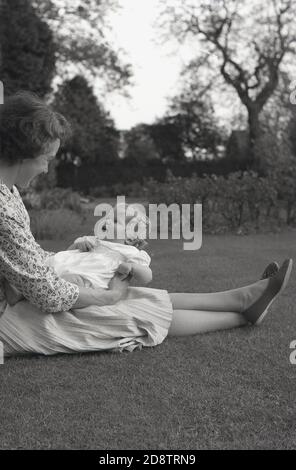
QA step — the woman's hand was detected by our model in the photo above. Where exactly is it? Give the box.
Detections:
[108,272,130,302]
[70,271,132,310]
[67,237,96,252]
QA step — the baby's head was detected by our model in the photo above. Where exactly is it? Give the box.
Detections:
[96,203,151,249]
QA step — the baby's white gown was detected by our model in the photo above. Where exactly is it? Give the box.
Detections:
[45,238,152,290]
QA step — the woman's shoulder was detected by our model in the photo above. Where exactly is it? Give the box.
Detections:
[0,183,16,204]
[0,187,26,227]
[0,191,13,216]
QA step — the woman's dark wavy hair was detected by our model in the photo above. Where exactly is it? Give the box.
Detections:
[0,91,72,165]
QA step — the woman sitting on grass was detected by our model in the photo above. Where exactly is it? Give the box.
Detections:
[5,203,153,300]
[0,91,293,357]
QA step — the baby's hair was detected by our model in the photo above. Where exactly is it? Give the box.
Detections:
[112,203,151,249]
[126,239,148,250]
[0,90,72,165]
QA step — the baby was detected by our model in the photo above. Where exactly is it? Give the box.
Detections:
[4,203,152,306]
[47,202,152,289]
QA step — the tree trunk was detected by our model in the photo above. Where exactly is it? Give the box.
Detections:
[247,106,262,170]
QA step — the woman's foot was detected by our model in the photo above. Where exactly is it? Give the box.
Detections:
[242,259,293,325]
[260,261,280,279]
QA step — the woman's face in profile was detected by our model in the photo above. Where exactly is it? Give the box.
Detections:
[17,139,60,187]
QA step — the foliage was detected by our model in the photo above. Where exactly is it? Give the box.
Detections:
[158,0,296,168]
[33,0,132,93]
[22,160,296,238]
[19,188,42,211]
[166,90,223,159]
[21,187,83,213]
[143,167,295,234]
[255,72,296,166]
[123,125,161,161]
[288,103,296,158]
[89,181,144,198]
[147,117,185,161]
[30,160,59,192]
[56,156,246,192]
[267,158,296,225]
[39,188,83,213]
[0,0,56,96]
[53,75,120,165]
[29,208,83,240]
[123,104,222,162]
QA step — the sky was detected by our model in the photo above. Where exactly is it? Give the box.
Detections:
[101,0,241,132]
[101,0,193,130]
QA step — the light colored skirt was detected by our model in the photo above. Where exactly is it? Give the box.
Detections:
[0,287,173,357]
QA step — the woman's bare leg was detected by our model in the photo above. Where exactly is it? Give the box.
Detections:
[168,309,247,336]
[169,278,270,313]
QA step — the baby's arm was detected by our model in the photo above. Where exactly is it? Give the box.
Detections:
[130,263,152,285]
[119,249,152,286]
[117,262,152,285]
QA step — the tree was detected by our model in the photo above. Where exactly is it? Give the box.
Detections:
[258,71,296,167]
[288,110,296,157]
[166,86,223,160]
[0,0,56,96]
[227,71,296,168]
[124,125,161,161]
[158,0,296,169]
[33,0,132,94]
[148,117,185,161]
[124,102,221,163]
[53,75,120,165]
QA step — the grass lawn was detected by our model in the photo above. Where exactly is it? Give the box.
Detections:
[0,224,295,449]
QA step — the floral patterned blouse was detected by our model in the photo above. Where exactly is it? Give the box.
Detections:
[0,183,79,313]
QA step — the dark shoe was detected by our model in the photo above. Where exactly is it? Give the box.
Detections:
[260,261,280,280]
[243,259,293,325]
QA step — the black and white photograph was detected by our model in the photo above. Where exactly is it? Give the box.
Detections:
[0,0,295,454]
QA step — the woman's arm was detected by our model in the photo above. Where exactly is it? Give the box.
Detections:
[71,273,129,309]
[0,212,130,312]
[3,268,130,311]
[0,216,80,313]
[0,215,89,313]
